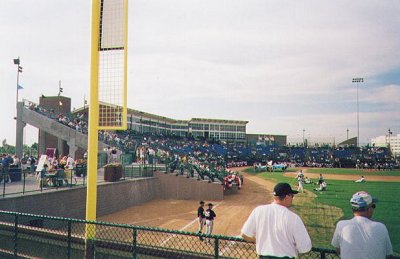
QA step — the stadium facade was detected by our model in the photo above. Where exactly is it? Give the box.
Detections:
[371,134,400,157]
[74,101,286,145]
[123,108,248,142]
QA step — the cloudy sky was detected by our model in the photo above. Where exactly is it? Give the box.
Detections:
[1,0,400,146]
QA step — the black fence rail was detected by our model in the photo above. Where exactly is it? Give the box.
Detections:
[0,164,164,199]
[0,210,375,259]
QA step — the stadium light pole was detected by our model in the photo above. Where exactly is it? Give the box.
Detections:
[388,128,392,152]
[302,129,305,147]
[347,128,349,140]
[352,77,364,148]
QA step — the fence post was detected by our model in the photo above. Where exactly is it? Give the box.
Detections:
[122,164,126,180]
[70,169,73,188]
[132,227,137,259]
[67,220,72,259]
[214,237,219,259]
[321,251,326,259]
[14,214,19,257]
[23,171,26,194]
[2,171,6,197]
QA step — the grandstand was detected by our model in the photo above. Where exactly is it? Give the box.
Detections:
[14,97,399,174]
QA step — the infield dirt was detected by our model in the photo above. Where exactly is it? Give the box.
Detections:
[98,169,274,236]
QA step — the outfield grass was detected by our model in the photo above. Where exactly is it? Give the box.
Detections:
[243,168,400,255]
[306,168,400,176]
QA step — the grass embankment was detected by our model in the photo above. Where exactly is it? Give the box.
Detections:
[307,168,400,176]
[243,168,400,254]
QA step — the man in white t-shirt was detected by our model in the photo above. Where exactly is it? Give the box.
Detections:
[241,182,312,258]
[66,155,75,170]
[331,191,392,259]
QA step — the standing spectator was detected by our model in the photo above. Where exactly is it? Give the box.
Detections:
[1,154,11,183]
[66,155,75,170]
[241,182,312,258]
[38,164,49,187]
[197,201,206,241]
[205,203,216,244]
[331,191,392,259]
[12,155,20,167]
[111,148,118,163]
[28,155,36,174]
[65,154,76,184]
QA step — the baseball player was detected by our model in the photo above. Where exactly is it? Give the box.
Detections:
[197,201,206,241]
[296,170,304,193]
[205,203,217,244]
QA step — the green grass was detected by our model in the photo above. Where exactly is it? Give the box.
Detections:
[306,168,400,176]
[243,168,400,255]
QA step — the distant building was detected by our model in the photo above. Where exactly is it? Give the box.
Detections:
[337,137,357,147]
[74,102,290,145]
[371,134,400,158]
[76,105,249,143]
[246,134,287,147]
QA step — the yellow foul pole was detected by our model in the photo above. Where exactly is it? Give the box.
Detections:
[86,0,100,237]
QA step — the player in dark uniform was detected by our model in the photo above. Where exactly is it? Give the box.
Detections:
[197,201,206,241]
[205,203,217,244]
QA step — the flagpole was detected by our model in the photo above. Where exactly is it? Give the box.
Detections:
[14,57,23,159]
[15,57,21,108]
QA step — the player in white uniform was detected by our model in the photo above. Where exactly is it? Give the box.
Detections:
[205,203,216,244]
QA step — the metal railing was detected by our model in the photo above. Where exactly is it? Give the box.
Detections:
[0,210,375,259]
[0,164,164,199]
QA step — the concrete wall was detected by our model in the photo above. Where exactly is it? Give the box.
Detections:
[0,172,224,219]
[0,178,161,219]
[154,171,224,201]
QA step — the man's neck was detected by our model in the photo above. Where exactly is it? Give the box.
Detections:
[273,199,289,208]
[353,212,371,219]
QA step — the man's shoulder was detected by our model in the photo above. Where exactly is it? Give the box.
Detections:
[255,203,297,215]
[336,219,353,228]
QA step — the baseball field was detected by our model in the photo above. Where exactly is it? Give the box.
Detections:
[98,167,400,255]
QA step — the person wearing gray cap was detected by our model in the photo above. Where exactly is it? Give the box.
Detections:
[331,191,393,259]
[241,182,311,259]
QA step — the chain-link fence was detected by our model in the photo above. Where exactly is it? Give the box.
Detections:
[3,210,392,259]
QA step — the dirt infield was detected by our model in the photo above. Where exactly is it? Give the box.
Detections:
[285,169,400,182]
[98,169,274,236]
